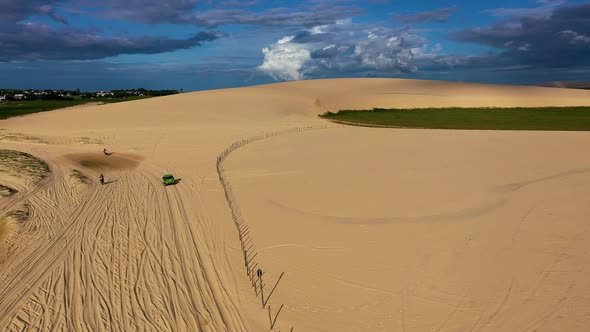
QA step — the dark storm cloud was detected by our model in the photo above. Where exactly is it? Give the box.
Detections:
[483,0,563,17]
[451,3,590,68]
[96,0,199,25]
[0,23,218,61]
[0,0,221,61]
[395,7,458,24]
[92,0,362,28]
[0,0,68,24]
[3,0,363,28]
[192,5,363,27]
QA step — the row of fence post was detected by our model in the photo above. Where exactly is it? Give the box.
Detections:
[216,125,332,331]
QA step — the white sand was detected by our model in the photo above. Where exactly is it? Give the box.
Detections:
[0,78,589,331]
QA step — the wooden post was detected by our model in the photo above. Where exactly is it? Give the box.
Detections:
[257,268,264,308]
[244,250,250,276]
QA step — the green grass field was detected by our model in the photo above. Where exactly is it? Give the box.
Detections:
[320,107,590,131]
[0,96,147,120]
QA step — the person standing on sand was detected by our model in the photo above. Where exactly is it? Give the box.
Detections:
[99,174,104,185]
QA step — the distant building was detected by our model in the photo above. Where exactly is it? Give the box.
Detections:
[0,95,6,101]
[13,94,25,100]
[96,90,112,97]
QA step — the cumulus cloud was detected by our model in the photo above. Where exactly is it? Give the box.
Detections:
[258,36,312,80]
[257,8,590,82]
[5,0,589,85]
[353,33,418,72]
[395,7,458,24]
[258,20,429,80]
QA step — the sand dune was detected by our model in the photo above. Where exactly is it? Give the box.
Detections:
[0,78,589,331]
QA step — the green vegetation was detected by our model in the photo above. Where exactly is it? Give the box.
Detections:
[0,96,145,120]
[0,150,50,182]
[0,215,16,252]
[107,88,180,98]
[0,185,17,198]
[6,206,29,223]
[0,204,29,255]
[320,107,590,131]
[70,169,90,184]
[0,88,181,120]
[0,131,46,144]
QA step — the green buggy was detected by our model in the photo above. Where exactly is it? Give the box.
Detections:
[162,174,176,186]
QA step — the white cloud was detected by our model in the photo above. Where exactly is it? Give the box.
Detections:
[258,36,311,81]
[518,43,530,51]
[353,33,419,72]
[258,21,428,80]
[310,24,328,35]
[558,30,590,44]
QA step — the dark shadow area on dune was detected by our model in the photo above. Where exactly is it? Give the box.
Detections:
[64,152,144,171]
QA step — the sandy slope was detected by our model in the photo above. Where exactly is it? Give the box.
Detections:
[0,78,590,331]
[226,128,590,331]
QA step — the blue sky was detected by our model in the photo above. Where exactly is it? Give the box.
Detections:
[1,0,589,91]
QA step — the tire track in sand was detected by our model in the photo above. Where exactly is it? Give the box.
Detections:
[2,159,248,331]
